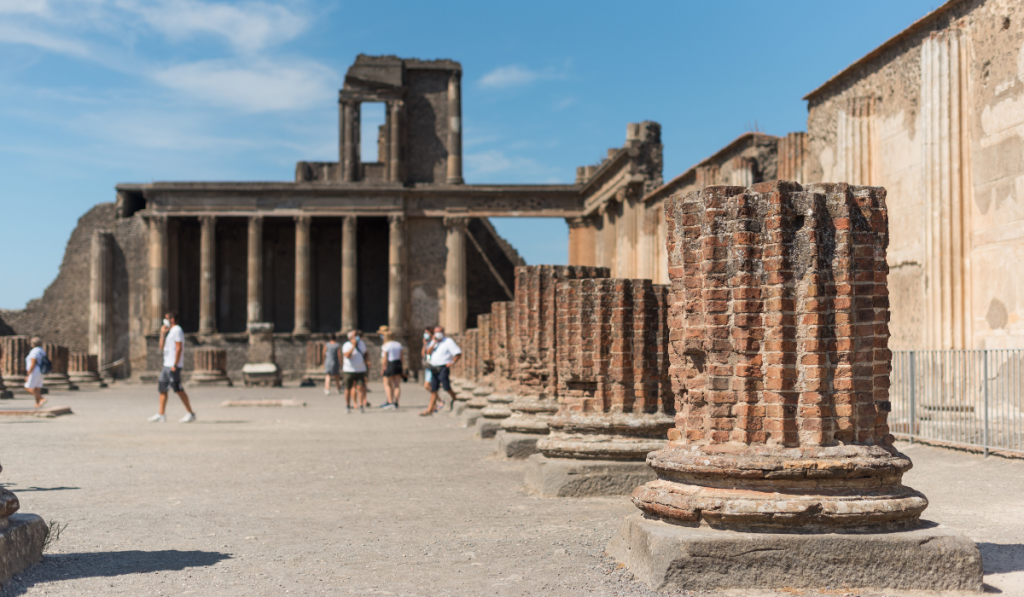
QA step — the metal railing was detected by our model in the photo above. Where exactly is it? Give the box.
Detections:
[890,349,1024,457]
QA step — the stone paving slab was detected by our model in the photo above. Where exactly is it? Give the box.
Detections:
[0,382,1021,596]
[0,406,72,418]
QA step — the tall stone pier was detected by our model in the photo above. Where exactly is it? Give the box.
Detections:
[478,301,516,438]
[0,462,47,584]
[526,278,674,496]
[497,265,608,458]
[607,182,982,592]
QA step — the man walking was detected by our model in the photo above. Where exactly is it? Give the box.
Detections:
[149,312,196,423]
[420,326,461,416]
[342,329,368,413]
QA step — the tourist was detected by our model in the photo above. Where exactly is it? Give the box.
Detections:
[421,327,435,392]
[342,329,368,413]
[420,326,461,416]
[24,337,47,408]
[149,312,196,423]
[322,333,342,395]
[379,327,403,410]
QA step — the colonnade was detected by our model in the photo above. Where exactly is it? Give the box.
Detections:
[147,213,470,337]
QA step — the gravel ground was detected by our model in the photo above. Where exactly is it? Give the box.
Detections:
[0,381,1021,597]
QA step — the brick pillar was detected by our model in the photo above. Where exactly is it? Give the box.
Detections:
[446,71,463,184]
[293,215,312,335]
[481,301,516,422]
[501,265,609,435]
[0,337,30,390]
[631,181,927,530]
[41,343,77,390]
[198,215,217,335]
[538,278,674,460]
[191,347,232,386]
[341,216,358,333]
[303,340,326,385]
[68,353,106,387]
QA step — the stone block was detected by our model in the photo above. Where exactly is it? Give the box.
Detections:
[524,454,656,497]
[495,430,540,459]
[0,513,48,585]
[606,513,983,592]
[242,363,281,387]
[476,418,502,439]
[460,411,481,428]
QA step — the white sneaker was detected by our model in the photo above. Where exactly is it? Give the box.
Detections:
[324,388,330,396]
[180,412,196,423]
[148,413,166,423]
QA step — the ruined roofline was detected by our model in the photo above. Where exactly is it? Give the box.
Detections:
[642,131,779,204]
[350,53,461,72]
[802,0,964,101]
[115,182,578,193]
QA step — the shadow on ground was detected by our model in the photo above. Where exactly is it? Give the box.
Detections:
[978,543,1024,574]
[1,550,231,596]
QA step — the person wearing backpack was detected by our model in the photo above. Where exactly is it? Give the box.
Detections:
[341,329,368,413]
[24,336,48,408]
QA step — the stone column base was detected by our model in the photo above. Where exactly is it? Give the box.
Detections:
[42,375,78,391]
[606,513,983,593]
[67,373,107,388]
[242,363,282,387]
[189,372,233,387]
[0,513,48,585]
[494,430,541,459]
[476,418,502,439]
[524,454,655,497]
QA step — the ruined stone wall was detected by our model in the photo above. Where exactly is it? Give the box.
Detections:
[405,70,450,184]
[406,217,445,363]
[806,0,1024,349]
[665,182,891,446]
[0,203,148,377]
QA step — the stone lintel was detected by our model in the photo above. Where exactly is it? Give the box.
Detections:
[524,454,656,497]
[606,513,983,593]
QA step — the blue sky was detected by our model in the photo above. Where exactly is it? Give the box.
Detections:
[0,0,941,309]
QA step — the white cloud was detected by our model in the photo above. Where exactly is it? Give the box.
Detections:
[151,58,337,112]
[479,64,572,90]
[0,21,90,56]
[465,149,562,182]
[118,0,307,54]
[0,0,50,15]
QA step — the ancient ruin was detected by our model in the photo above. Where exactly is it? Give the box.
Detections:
[477,300,516,437]
[525,278,674,496]
[496,265,608,458]
[607,181,982,591]
[0,463,47,585]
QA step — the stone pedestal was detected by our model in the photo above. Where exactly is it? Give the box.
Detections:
[495,430,541,459]
[607,513,982,592]
[477,393,514,438]
[525,454,655,497]
[41,343,78,390]
[606,182,976,591]
[244,323,281,387]
[301,341,325,387]
[190,347,232,386]
[68,353,107,388]
[0,464,47,585]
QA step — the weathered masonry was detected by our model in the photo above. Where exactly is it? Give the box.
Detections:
[803,0,1024,350]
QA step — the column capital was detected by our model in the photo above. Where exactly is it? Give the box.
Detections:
[294,214,311,226]
[566,216,596,229]
[199,214,217,226]
[388,213,406,225]
[443,216,469,230]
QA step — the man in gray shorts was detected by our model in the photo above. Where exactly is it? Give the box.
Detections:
[149,311,196,423]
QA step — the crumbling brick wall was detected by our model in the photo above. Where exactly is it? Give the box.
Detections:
[556,278,672,415]
[664,181,892,448]
[489,301,515,393]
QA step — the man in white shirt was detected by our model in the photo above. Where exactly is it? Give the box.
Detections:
[342,329,368,413]
[150,311,196,423]
[420,326,461,416]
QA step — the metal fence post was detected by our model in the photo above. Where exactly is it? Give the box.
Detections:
[983,350,990,458]
[909,352,916,444]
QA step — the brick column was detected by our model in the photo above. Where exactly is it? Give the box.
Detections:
[303,340,326,385]
[0,336,29,396]
[89,231,114,377]
[630,181,926,530]
[68,353,105,387]
[148,216,168,334]
[499,265,609,443]
[443,217,467,334]
[247,216,263,324]
[566,216,597,267]
[340,100,359,182]
[479,301,516,434]
[388,215,406,335]
[191,347,231,386]
[294,215,311,335]
[341,216,358,332]
[388,101,402,182]
[41,343,76,390]
[199,215,217,335]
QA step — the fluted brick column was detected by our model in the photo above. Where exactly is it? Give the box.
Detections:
[341,216,358,332]
[247,216,263,324]
[89,230,114,378]
[443,217,467,334]
[631,181,926,530]
[191,347,231,386]
[539,278,674,461]
[446,71,463,184]
[199,215,217,335]
[479,301,516,429]
[0,336,29,388]
[294,215,312,335]
[68,353,106,387]
[41,343,76,390]
[303,340,326,385]
[148,216,168,334]
[388,215,406,335]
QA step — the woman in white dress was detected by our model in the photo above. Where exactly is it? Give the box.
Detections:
[24,336,47,408]
[379,328,403,410]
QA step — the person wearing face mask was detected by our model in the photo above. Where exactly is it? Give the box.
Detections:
[342,329,368,413]
[149,312,196,423]
[420,326,461,416]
